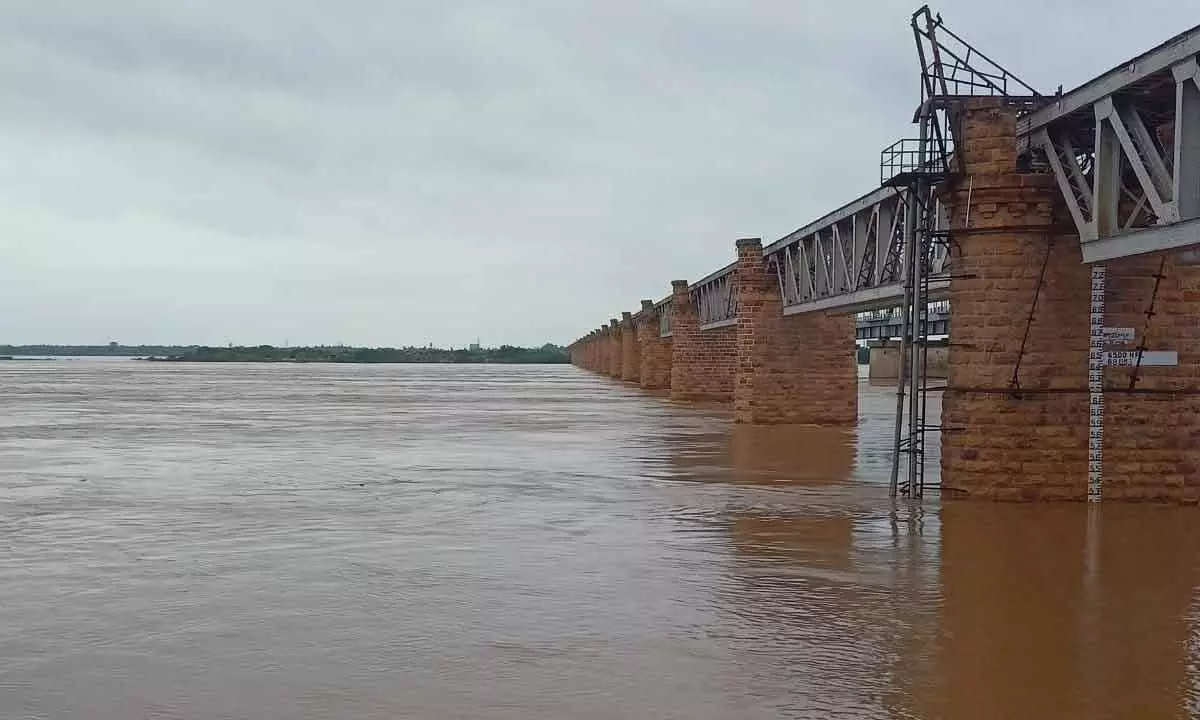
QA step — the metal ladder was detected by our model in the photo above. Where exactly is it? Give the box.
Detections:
[886,5,1041,498]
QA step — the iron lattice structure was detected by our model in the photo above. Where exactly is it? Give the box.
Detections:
[1023,22,1200,262]
[691,265,739,329]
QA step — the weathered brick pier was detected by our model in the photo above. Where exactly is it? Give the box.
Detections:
[568,10,1200,502]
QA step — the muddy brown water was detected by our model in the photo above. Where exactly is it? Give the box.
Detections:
[0,360,1197,719]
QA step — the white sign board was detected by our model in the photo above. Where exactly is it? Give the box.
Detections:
[1104,350,1178,367]
[1102,327,1136,343]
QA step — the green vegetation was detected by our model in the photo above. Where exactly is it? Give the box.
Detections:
[856,345,870,364]
[153,344,570,364]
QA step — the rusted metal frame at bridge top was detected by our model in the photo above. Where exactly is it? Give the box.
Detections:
[1021,23,1200,263]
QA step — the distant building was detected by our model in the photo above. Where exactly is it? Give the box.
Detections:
[469,343,481,351]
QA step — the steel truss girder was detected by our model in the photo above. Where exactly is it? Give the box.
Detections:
[691,267,739,330]
[764,186,950,314]
[1018,24,1200,139]
[1030,38,1200,262]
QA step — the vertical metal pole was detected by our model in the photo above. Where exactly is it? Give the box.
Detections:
[890,184,921,496]
[906,203,923,493]
[907,112,931,494]
[889,210,913,496]
[918,202,941,499]
[917,245,933,497]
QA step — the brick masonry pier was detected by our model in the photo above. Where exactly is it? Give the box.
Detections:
[941,99,1200,501]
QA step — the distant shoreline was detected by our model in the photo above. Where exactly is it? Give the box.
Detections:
[139,357,569,365]
[0,344,570,364]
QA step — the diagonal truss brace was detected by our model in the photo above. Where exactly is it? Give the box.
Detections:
[764,186,951,314]
[1036,57,1200,249]
[1173,59,1200,221]
[693,271,738,329]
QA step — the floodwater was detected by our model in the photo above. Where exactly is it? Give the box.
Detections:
[0,360,1198,719]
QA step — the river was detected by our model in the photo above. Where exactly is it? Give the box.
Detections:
[0,360,1197,718]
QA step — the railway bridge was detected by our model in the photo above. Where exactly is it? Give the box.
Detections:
[569,8,1200,502]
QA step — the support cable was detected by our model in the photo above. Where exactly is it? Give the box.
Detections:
[1129,253,1168,389]
[1009,235,1055,395]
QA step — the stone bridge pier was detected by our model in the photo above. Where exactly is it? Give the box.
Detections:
[637,300,672,390]
[587,328,602,372]
[604,319,619,378]
[733,239,858,425]
[568,330,597,371]
[590,326,607,373]
[569,241,859,426]
[941,98,1200,501]
[570,303,673,391]
[620,312,639,383]
[669,280,737,402]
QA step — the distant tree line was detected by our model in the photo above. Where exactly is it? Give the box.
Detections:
[0,343,570,364]
[153,344,570,364]
[0,344,188,357]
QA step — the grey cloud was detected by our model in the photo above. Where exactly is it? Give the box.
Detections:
[0,0,1189,346]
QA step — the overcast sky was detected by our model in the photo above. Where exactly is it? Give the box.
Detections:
[0,0,1188,347]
